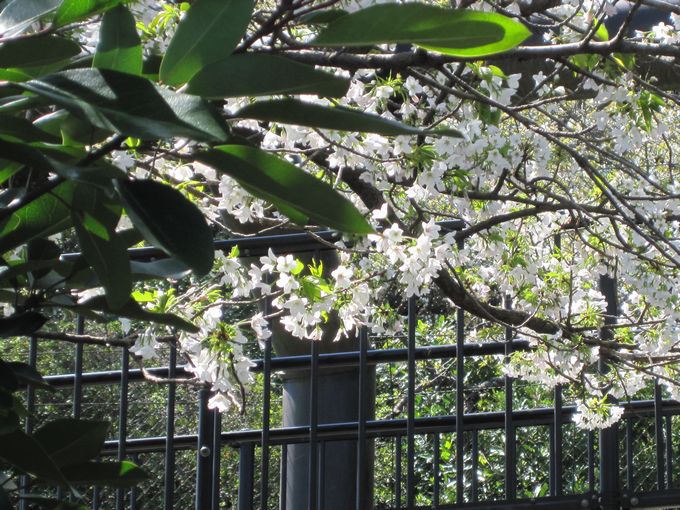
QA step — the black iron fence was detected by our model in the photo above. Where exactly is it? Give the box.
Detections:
[10,228,680,510]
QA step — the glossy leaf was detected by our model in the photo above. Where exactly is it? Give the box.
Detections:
[80,296,199,332]
[53,0,121,26]
[0,36,80,69]
[61,460,148,487]
[93,4,142,75]
[0,113,60,143]
[160,0,254,86]
[195,145,373,234]
[0,429,68,486]
[236,99,465,137]
[0,0,60,37]
[130,258,191,280]
[0,311,47,337]
[114,179,214,276]
[313,4,531,57]
[187,54,350,98]
[34,419,108,467]
[20,69,229,142]
[0,181,98,254]
[73,212,131,310]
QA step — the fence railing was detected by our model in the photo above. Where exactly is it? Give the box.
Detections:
[11,227,680,510]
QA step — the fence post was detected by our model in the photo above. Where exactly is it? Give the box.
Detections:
[598,274,620,510]
[196,388,215,510]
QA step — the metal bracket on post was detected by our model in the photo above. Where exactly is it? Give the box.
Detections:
[598,274,620,510]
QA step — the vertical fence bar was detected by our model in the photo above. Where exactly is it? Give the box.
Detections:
[395,435,402,509]
[130,453,139,510]
[356,327,368,510]
[280,445,288,510]
[212,409,222,510]
[318,441,325,510]
[164,345,177,510]
[407,296,417,508]
[504,295,516,501]
[116,347,130,510]
[308,338,319,510]
[455,248,465,505]
[598,274,619,510]
[471,430,479,502]
[666,415,673,489]
[587,430,595,493]
[260,294,272,510]
[73,315,84,418]
[655,380,665,490]
[19,336,38,510]
[238,443,255,510]
[433,434,440,509]
[626,418,634,492]
[553,385,563,496]
[196,388,214,510]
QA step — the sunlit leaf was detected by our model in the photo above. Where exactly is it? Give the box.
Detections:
[93,4,142,75]
[313,4,531,57]
[160,0,254,86]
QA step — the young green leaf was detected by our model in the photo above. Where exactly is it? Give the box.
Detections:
[313,4,531,57]
[20,69,229,142]
[93,4,142,75]
[0,36,80,69]
[195,145,374,234]
[114,179,214,276]
[236,99,465,138]
[53,0,121,27]
[0,182,76,254]
[160,0,254,86]
[187,54,350,98]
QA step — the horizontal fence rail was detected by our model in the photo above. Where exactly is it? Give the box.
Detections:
[9,226,680,510]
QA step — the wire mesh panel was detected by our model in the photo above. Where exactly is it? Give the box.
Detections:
[6,231,680,510]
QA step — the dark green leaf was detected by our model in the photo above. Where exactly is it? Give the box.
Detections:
[187,54,350,98]
[313,4,531,57]
[34,110,111,146]
[0,113,60,143]
[0,429,68,485]
[5,362,52,391]
[0,161,22,185]
[27,238,61,278]
[80,295,199,332]
[53,0,121,26]
[61,460,147,487]
[0,409,20,435]
[93,4,142,75]
[114,179,214,276]
[299,9,348,25]
[0,312,47,337]
[33,419,108,467]
[0,0,60,37]
[195,145,373,234]
[159,0,254,86]
[73,213,131,310]
[236,98,465,138]
[20,69,229,142]
[0,36,80,68]
[0,360,18,391]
